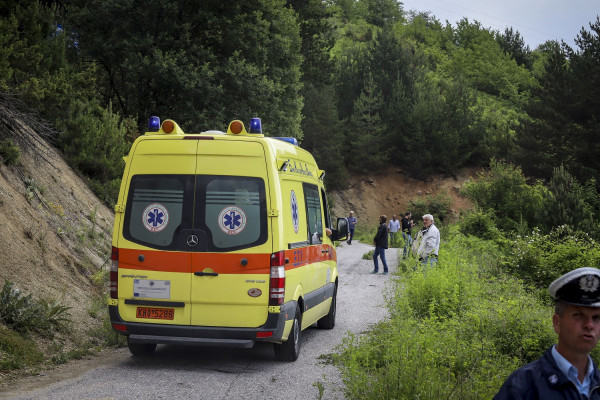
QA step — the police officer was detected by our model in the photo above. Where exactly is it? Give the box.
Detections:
[494,267,600,399]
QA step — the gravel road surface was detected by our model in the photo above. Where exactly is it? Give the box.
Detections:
[1,241,398,400]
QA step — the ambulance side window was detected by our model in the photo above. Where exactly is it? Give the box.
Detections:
[321,188,332,231]
[304,183,323,245]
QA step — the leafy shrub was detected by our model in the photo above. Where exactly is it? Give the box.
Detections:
[0,138,20,165]
[38,298,72,329]
[0,281,71,335]
[88,177,121,208]
[504,226,600,292]
[409,190,453,224]
[459,208,501,240]
[57,100,131,206]
[461,159,548,232]
[0,281,44,334]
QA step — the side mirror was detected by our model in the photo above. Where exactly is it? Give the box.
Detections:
[331,217,348,242]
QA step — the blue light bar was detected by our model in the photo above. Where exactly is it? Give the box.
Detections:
[273,137,298,146]
[249,118,262,134]
[148,116,160,132]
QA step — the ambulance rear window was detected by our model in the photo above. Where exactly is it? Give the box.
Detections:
[124,175,191,248]
[123,175,266,252]
[201,176,266,250]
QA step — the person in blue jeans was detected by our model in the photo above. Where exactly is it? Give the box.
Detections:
[371,215,389,275]
[347,211,357,244]
[401,212,414,258]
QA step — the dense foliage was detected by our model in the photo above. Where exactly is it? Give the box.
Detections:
[1,0,598,206]
[331,227,600,399]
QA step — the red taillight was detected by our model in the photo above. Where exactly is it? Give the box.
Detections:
[110,246,119,299]
[269,251,286,306]
[256,331,273,338]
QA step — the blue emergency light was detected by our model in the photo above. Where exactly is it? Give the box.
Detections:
[249,118,262,134]
[148,116,160,132]
[273,137,299,146]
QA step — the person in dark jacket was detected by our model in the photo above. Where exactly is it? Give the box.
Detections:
[494,267,600,399]
[400,212,414,258]
[371,215,389,275]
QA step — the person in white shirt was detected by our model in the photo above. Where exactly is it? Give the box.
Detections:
[387,214,400,245]
[416,214,440,269]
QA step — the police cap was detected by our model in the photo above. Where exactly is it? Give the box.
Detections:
[548,267,600,307]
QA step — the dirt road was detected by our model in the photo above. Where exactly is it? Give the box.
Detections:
[1,241,398,400]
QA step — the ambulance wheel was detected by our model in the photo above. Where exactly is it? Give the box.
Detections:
[274,306,301,362]
[127,338,156,357]
[317,286,336,330]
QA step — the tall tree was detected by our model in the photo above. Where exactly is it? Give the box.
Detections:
[66,0,303,136]
[496,27,532,68]
[347,73,388,172]
[517,41,574,179]
[566,17,600,185]
[288,0,346,186]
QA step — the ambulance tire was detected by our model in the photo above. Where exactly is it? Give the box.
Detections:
[274,305,301,362]
[127,338,156,357]
[317,286,337,329]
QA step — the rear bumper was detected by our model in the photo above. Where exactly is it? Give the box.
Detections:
[109,301,296,348]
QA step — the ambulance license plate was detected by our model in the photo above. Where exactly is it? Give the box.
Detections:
[136,307,174,320]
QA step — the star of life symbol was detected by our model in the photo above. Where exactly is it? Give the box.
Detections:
[580,275,600,292]
[218,206,247,235]
[143,203,169,232]
[291,190,299,233]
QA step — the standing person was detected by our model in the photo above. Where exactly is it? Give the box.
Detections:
[387,214,400,246]
[416,214,440,269]
[494,267,600,399]
[371,215,389,275]
[347,211,357,245]
[401,212,414,258]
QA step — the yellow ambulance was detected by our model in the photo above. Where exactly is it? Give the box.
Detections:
[109,117,348,361]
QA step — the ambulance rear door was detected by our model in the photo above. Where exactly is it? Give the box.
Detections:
[190,139,271,327]
[117,138,197,326]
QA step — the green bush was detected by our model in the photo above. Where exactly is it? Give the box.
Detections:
[0,281,44,334]
[88,177,121,208]
[0,138,20,165]
[461,159,548,233]
[409,190,454,225]
[0,281,71,335]
[459,208,501,240]
[504,225,600,292]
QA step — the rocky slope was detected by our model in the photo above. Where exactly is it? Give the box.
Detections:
[0,108,114,348]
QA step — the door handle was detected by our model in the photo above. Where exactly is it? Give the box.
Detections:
[194,271,218,277]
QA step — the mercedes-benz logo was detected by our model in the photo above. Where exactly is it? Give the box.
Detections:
[186,235,199,247]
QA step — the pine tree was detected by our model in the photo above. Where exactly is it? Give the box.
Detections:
[347,73,388,172]
[538,165,593,232]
